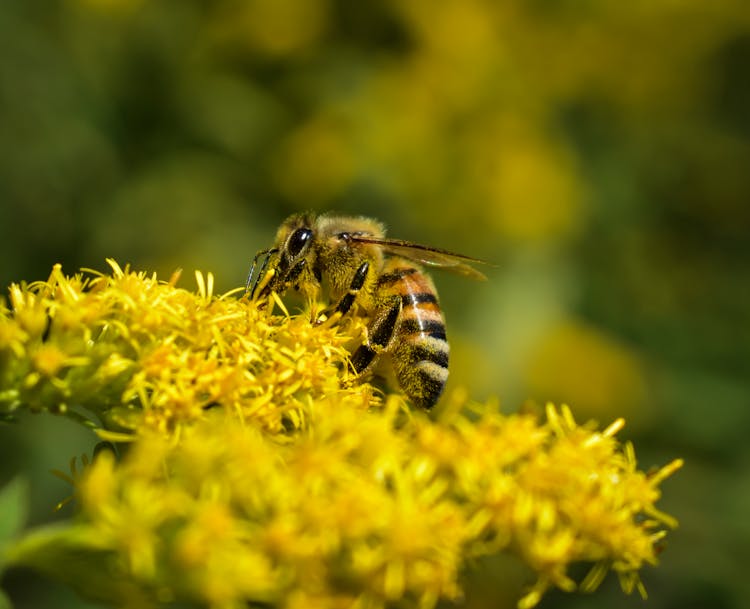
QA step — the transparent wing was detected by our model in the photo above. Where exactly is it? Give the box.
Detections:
[349,236,489,281]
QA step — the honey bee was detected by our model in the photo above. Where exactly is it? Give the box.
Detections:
[246,213,487,409]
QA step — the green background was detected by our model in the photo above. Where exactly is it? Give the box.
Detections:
[1,1,749,607]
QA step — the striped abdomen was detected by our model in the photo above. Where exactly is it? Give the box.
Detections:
[378,259,449,409]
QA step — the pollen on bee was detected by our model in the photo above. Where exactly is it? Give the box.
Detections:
[254,267,276,299]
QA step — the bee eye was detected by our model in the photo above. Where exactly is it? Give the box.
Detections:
[287,228,312,257]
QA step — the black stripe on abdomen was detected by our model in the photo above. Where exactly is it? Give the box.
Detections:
[399,318,447,341]
[377,267,419,287]
[401,292,438,307]
[408,344,449,369]
[413,371,445,410]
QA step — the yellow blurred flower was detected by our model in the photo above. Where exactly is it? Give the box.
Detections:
[466,117,587,242]
[524,318,649,421]
[208,0,330,56]
[272,115,356,206]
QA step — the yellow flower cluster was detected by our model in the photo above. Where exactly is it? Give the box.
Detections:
[0,263,681,609]
[0,260,368,435]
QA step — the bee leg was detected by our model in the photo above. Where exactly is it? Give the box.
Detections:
[349,295,401,374]
[257,259,307,301]
[246,248,275,298]
[315,261,370,326]
[336,261,370,315]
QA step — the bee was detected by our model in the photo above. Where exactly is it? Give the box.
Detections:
[246,213,487,409]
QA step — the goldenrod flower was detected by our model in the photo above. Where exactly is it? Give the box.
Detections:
[0,262,681,609]
[0,260,363,434]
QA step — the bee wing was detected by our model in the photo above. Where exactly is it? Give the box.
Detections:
[349,236,489,281]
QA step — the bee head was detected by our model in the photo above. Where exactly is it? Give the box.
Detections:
[247,214,319,300]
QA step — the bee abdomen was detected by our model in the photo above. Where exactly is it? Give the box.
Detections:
[392,337,449,410]
[393,287,450,410]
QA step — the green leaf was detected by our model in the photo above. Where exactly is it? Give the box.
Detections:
[0,478,28,544]
[3,524,142,606]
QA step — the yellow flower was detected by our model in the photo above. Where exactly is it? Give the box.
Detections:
[0,260,362,435]
[0,262,681,609]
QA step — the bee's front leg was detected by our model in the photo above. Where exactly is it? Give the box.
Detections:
[349,295,401,374]
[314,261,370,326]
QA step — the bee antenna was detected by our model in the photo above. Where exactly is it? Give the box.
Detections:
[246,248,277,298]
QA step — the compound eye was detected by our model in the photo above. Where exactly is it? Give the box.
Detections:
[287,228,312,257]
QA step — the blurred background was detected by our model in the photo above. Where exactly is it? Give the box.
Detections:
[1,0,749,607]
